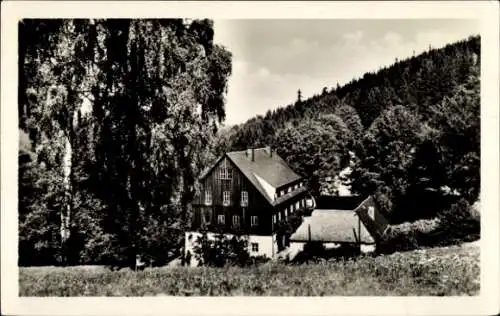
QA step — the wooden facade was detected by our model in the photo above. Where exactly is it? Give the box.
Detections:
[192,155,309,236]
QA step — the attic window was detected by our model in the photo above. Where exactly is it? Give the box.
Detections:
[220,168,231,180]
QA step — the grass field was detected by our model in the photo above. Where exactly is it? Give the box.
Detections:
[19,241,479,296]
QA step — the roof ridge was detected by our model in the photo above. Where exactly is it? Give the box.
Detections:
[227,146,271,154]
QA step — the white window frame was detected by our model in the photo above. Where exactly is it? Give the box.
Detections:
[219,166,232,180]
[232,215,240,227]
[205,190,212,205]
[251,242,259,253]
[217,214,225,225]
[251,215,258,227]
[223,191,231,206]
[241,191,248,206]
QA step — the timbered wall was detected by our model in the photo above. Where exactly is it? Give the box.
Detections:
[192,157,274,235]
[192,156,310,236]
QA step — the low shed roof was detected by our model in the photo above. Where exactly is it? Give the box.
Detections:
[290,209,375,244]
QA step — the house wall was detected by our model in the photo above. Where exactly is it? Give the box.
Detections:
[192,156,275,235]
[192,155,309,236]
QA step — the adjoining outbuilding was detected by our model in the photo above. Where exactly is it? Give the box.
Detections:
[288,195,389,260]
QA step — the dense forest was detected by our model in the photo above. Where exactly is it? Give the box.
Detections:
[18,19,480,268]
[18,19,232,268]
[221,35,480,224]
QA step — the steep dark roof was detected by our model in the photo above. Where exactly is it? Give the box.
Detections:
[227,148,302,188]
[226,148,302,204]
[198,147,303,205]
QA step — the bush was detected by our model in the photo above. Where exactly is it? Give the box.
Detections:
[192,231,251,267]
[433,198,480,245]
[378,218,440,254]
[378,199,480,254]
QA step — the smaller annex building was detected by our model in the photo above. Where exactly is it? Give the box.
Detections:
[289,195,389,259]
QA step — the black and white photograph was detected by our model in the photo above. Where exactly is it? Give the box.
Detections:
[1,1,499,315]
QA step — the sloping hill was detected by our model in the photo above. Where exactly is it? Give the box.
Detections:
[225,35,480,150]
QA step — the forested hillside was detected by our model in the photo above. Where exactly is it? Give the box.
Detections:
[222,35,480,224]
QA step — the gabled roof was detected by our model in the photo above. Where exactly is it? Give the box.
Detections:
[227,148,302,188]
[290,210,375,244]
[199,147,303,205]
[290,195,389,244]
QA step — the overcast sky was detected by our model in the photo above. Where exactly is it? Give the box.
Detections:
[213,19,480,126]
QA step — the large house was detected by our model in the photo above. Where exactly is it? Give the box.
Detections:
[184,147,311,264]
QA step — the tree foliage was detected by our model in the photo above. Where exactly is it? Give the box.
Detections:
[18,19,232,267]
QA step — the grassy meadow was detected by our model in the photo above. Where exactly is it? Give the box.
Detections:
[19,241,479,296]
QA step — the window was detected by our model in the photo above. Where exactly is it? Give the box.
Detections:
[288,187,292,193]
[290,204,294,212]
[278,211,281,221]
[223,191,231,206]
[241,191,248,206]
[251,242,259,252]
[232,215,240,227]
[301,199,305,207]
[219,168,232,180]
[284,208,288,218]
[217,215,225,225]
[273,214,276,224]
[296,201,300,210]
[281,190,285,196]
[251,216,258,227]
[294,184,298,190]
[205,191,212,205]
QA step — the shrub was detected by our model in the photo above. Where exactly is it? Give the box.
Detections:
[192,231,251,267]
[379,199,480,254]
[378,218,440,254]
[433,198,480,245]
